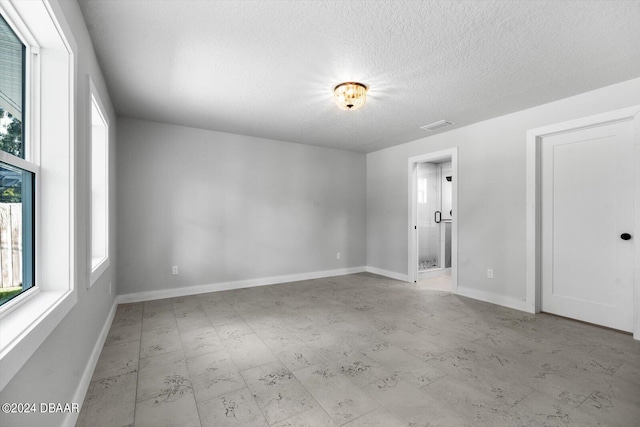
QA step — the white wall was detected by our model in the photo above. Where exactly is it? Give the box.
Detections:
[0,1,117,426]
[116,117,366,297]
[367,77,640,307]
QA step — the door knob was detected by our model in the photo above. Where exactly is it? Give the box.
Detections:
[621,233,632,240]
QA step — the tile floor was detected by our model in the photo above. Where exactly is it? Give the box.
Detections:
[76,273,640,427]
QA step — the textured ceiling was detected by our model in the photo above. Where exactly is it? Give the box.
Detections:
[79,0,640,153]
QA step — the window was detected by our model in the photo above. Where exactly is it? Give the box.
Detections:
[0,14,35,307]
[0,0,75,391]
[89,85,109,285]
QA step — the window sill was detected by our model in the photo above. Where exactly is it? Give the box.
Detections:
[0,289,77,390]
[90,257,110,287]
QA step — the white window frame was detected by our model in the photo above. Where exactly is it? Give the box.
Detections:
[0,0,41,316]
[88,78,109,287]
[0,0,76,391]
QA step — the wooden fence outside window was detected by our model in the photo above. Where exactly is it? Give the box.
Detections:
[0,203,22,289]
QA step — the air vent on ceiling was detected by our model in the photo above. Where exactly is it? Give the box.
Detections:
[420,119,455,131]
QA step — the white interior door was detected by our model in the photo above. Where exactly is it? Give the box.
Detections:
[541,119,635,332]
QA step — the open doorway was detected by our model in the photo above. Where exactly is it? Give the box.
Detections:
[417,161,452,273]
[408,148,458,291]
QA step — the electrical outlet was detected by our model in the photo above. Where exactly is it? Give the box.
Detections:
[172,266,179,275]
[336,252,341,260]
[487,268,494,279]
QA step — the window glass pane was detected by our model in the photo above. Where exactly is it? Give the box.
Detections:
[0,162,34,306]
[0,15,25,158]
[91,98,108,271]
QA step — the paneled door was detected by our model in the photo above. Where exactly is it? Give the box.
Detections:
[541,119,635,331]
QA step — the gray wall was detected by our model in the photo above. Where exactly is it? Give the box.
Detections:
[116,118,366,296]
[0,1,117,426]
[367,77,640,303]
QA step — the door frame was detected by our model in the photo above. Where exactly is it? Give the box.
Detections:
[408,147,458,290]
[525,106,640,339]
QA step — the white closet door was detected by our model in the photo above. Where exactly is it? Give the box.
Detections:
[541,119,635,331]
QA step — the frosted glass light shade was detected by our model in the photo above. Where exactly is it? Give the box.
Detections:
[334,82,367,110]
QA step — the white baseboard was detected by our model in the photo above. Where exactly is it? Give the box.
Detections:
[63,299,117,427]
[364,266,409,282]
[116,266,367,304]
[456,286,528,312]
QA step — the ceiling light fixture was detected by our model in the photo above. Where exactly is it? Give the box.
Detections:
[334,82,367,111]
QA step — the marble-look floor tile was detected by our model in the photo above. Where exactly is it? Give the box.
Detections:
[197,291,226,305]
[171,295,203,310]
[362,341,446,387]
[512,390,605,426]
[242,361,315,424]
[342,408,406,427]
[197,387,268,426]
[215,321,254,340]
[514,338,628,377]
[181,326,223,359]
[422,375,515,422]
[137,350,190,402]
[411,326,471,353]
[519,329,599,356]
[134,388,201,427]
[420,316,494,342]
[92,340,140,381]
[113,303,144,323]
[295,363,379,425]
[222,333,278,371]
[174,306,212,332]
[564,367,640,411]
[592,333,640,364]
[80,273,640,427]
[271,406,337,427]
[187,350,245,402]
[613,362,640,389]
[456,314,530,342]
[364,377,471,427]
[142,310,177,332]
[80,372,137,427]
[333,355,387,388]
[269,339,324,372]
[140,326,182,358]
[372,365,446,391]
[105,319,142,346]
[142,300,177,331]
[143,299,173,312]
[260,328,314,347]
[202,302,242,326]
[578,389,640,427]
[384,330,446,362]
[426,345,485,380]
[511,369,590,408]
